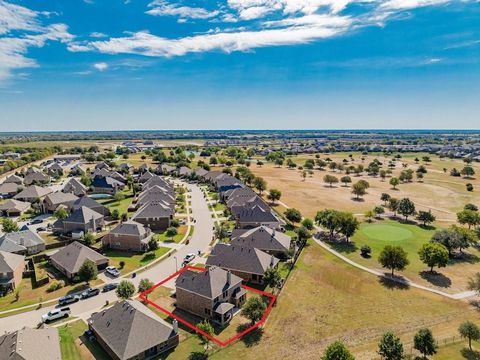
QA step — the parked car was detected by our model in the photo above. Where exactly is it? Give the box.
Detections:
[81,288,100,299]
[36,227,47,232]
[42,307,71,323]
[102,283,118,292]
[183,253,196,264]
[58,294,80,306]
[105,266,120,277]
[29,219,43,225]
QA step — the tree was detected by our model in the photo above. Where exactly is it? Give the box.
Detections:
[459,321,480,351]
[413,328,437,359]
[381,193,391,206]
[468,273,480,295]
[114,192,125,202]
[341,176,352,187]
[80,173,92,187]
[116,280,135,299]
[416,210,436,227]
[337,212,359,241]
[166,227,178,241]
[365,210,374,222]
[263,267,282,290]
[78,259,97,284]
[82,232,95,246]
[418,243,449,272]
[1,218,19,233]
[267,189,282,204]
[316,209,340,236]
[302,218,314,231]
[138,278,154,297]
[321,341,355,360]
[374,206,385,218]
[54,207,68,220]
[360,245,371,258]
[389,177,400,189]
[241,297,267,324]
[323,174,339,187]
[378,245,409,276]
[111,209,120,220]
[285,208,302,225]
[196,320,215,350]
[461,165,475,178]
[457,209,480,229]
[388,198,399,216]
[377,332,405,360]
[397,198,416,221]
[148,237,159,251]
[464,203,479,212]
[352,182,367,200]
[253,176,267,194]
[296,226,311,244]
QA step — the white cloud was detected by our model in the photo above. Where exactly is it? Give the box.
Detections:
[380,0,449,10]
[0,1,39,35]
[90,32,107,38]
[93,62,108,71]
[239,6,275,20]
[146,1,219,19]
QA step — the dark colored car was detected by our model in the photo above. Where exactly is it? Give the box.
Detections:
[58,294,80,306]
[36,227,47,232]
[30,219,43,225]
[81,288,100,299]
[102,283,118,292]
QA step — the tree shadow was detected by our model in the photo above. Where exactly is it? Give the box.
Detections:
[418,224,436,231]
[450,252,480,265]
[469,299,480,311]
[419,271,452,288]
[460,348,480,360]
[350,197,365,202]
[328,241,358,255]
[378,275,410,290]
[188,352,208,360]
[237,323,263,347]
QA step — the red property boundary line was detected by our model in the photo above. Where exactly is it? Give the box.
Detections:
[139,265,276,347]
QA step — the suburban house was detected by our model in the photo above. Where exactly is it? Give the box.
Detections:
[118,163,134,173]
[3,174,23,185]
[159,163,175,175]
[215,175,244,194]
[44,162,64,177]
[41,191,78,213]
[203,171,223,183]
[0,230,45,255]
[139,171,155,183]
[135,185,175,209]
[193,167,208,178]
[108,171,127,184]
[231,226,292,257]
[14,185,52,203]
[0,251,25,292]
[175,267,246,325]
[88,300,179,360]
[223,186,258,203]
[52,206,104,237]
[102,220,153,252]
[91,176,125,195]
[62,177,88,197]
[206,243,279,284]
[0,199,30,217]
[143,176,174,192]
[233,204,281,229]
[95,161,111,171]
[49,241,108,279]
[70,196,110,216]
[0,182,22,198]
[132,201,174,231]
[92,168,111,179]
[228,194,271,216]
[23,170,50,186]
[176,166,192,178]
[0,327,61,360]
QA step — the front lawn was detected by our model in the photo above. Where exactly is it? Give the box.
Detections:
[58,320,110,360]
[105,246,170,273]
[154,225,188,243]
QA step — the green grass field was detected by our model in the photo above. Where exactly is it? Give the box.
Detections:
[105,246,170,273]
[434,341,480,360]
[331,220,480,292]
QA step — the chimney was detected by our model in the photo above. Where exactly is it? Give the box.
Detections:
[172,319,178,334]
[270,255,275,267]
[227,270,231,285]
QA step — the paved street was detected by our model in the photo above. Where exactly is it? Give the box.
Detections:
[0,181,214,333]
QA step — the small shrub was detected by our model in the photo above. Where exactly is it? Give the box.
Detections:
[466,183,474,192]
[46,280,64,293]
[119,260,126,269]
[360,245,372,258]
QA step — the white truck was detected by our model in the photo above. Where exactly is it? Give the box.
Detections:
[41,307,71,323]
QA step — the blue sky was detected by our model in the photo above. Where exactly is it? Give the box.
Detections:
[0,0,479,131]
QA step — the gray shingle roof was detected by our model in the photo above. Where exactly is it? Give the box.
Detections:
[89,300,176,360]
[64,206,104,224]
[0,230,44,253]
[0,327,61,360]
[0,199,30,213]
[231,226,291,253]
[109,220,149,237]
[71,196,109,214]
[176,267,242,299]
[49,241,108,275]
[206,244,279,275]
[0,182,21,194]
[44,191,78,206]
[0,251,24,273]
[133,201,174,220]
[14,185,52,200]
[234,204,279,224]
[3,174,23,184]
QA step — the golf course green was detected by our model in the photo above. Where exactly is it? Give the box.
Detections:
[361,224,413,242]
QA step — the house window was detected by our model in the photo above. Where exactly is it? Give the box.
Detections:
[222,291,228,298]
[145,345,158,356]
[205,308,211,316]
[252,274,257,281]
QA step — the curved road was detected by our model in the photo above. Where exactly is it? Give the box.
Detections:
[0,181,214,333]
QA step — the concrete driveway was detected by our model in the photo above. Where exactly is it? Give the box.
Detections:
[0,180,214,333]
